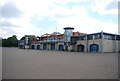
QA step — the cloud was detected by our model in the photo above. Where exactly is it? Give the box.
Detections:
[0,21,20,27]
[48,4,118,34]
[0,0,118,39]
[0,19,20,39]
[105,0,118,10]
[0,26,18,39]
[0,2,24,19]
[90,0,118,15]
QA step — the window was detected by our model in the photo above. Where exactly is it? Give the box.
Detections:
[59,38,60,40]
[94,34,100,39]
[88,34,100,40]
[71,37,77,44]
[78,36,86,40]
[116,35,120,40]
[103,35,107,39]
[107,36,112,40]
[88,35,93,40]
[55,37,59,40]
[51,38,54,40]
[103,34,114,40]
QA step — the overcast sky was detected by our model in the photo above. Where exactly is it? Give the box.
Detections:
[0,0,119,39]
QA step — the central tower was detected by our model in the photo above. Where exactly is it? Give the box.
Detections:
[63,27,74,51]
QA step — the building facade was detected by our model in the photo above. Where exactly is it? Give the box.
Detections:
[19,27,120,53]
[30,28,85,51]
[71,32,120,53]
[19,35,36,49]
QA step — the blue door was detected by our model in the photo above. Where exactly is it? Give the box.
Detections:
[90,44,99,52]
[59,45,64,51]
[37,45,40,50]
[43,44,47,50]
[31,45,35,49]
[51,43,55,50]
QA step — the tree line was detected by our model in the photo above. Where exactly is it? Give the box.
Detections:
[1,35,18,47]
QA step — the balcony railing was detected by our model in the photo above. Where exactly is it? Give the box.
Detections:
[31,39,64,44]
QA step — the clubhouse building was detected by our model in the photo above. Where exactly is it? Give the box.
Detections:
[19,27,120,53]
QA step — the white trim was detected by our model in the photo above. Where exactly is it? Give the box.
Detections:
[89,42,99,45]
[77,43,85,46]
[58,43,64,45]
[36,44,41,45]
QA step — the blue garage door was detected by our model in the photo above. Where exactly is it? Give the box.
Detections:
[59,44,64,51]
[37,45,40,50]
[51,43,55,50]
[31,45,35,49]
[43,44,47,50]
[90,44,99,52]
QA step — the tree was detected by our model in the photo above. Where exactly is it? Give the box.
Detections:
[20,37,25,40]
[2,39,8,47]
[2,35,18,47]
[11,35,18,47]
[0,37,2,47]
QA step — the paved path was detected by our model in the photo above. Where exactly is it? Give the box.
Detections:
[2,48,118,79]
